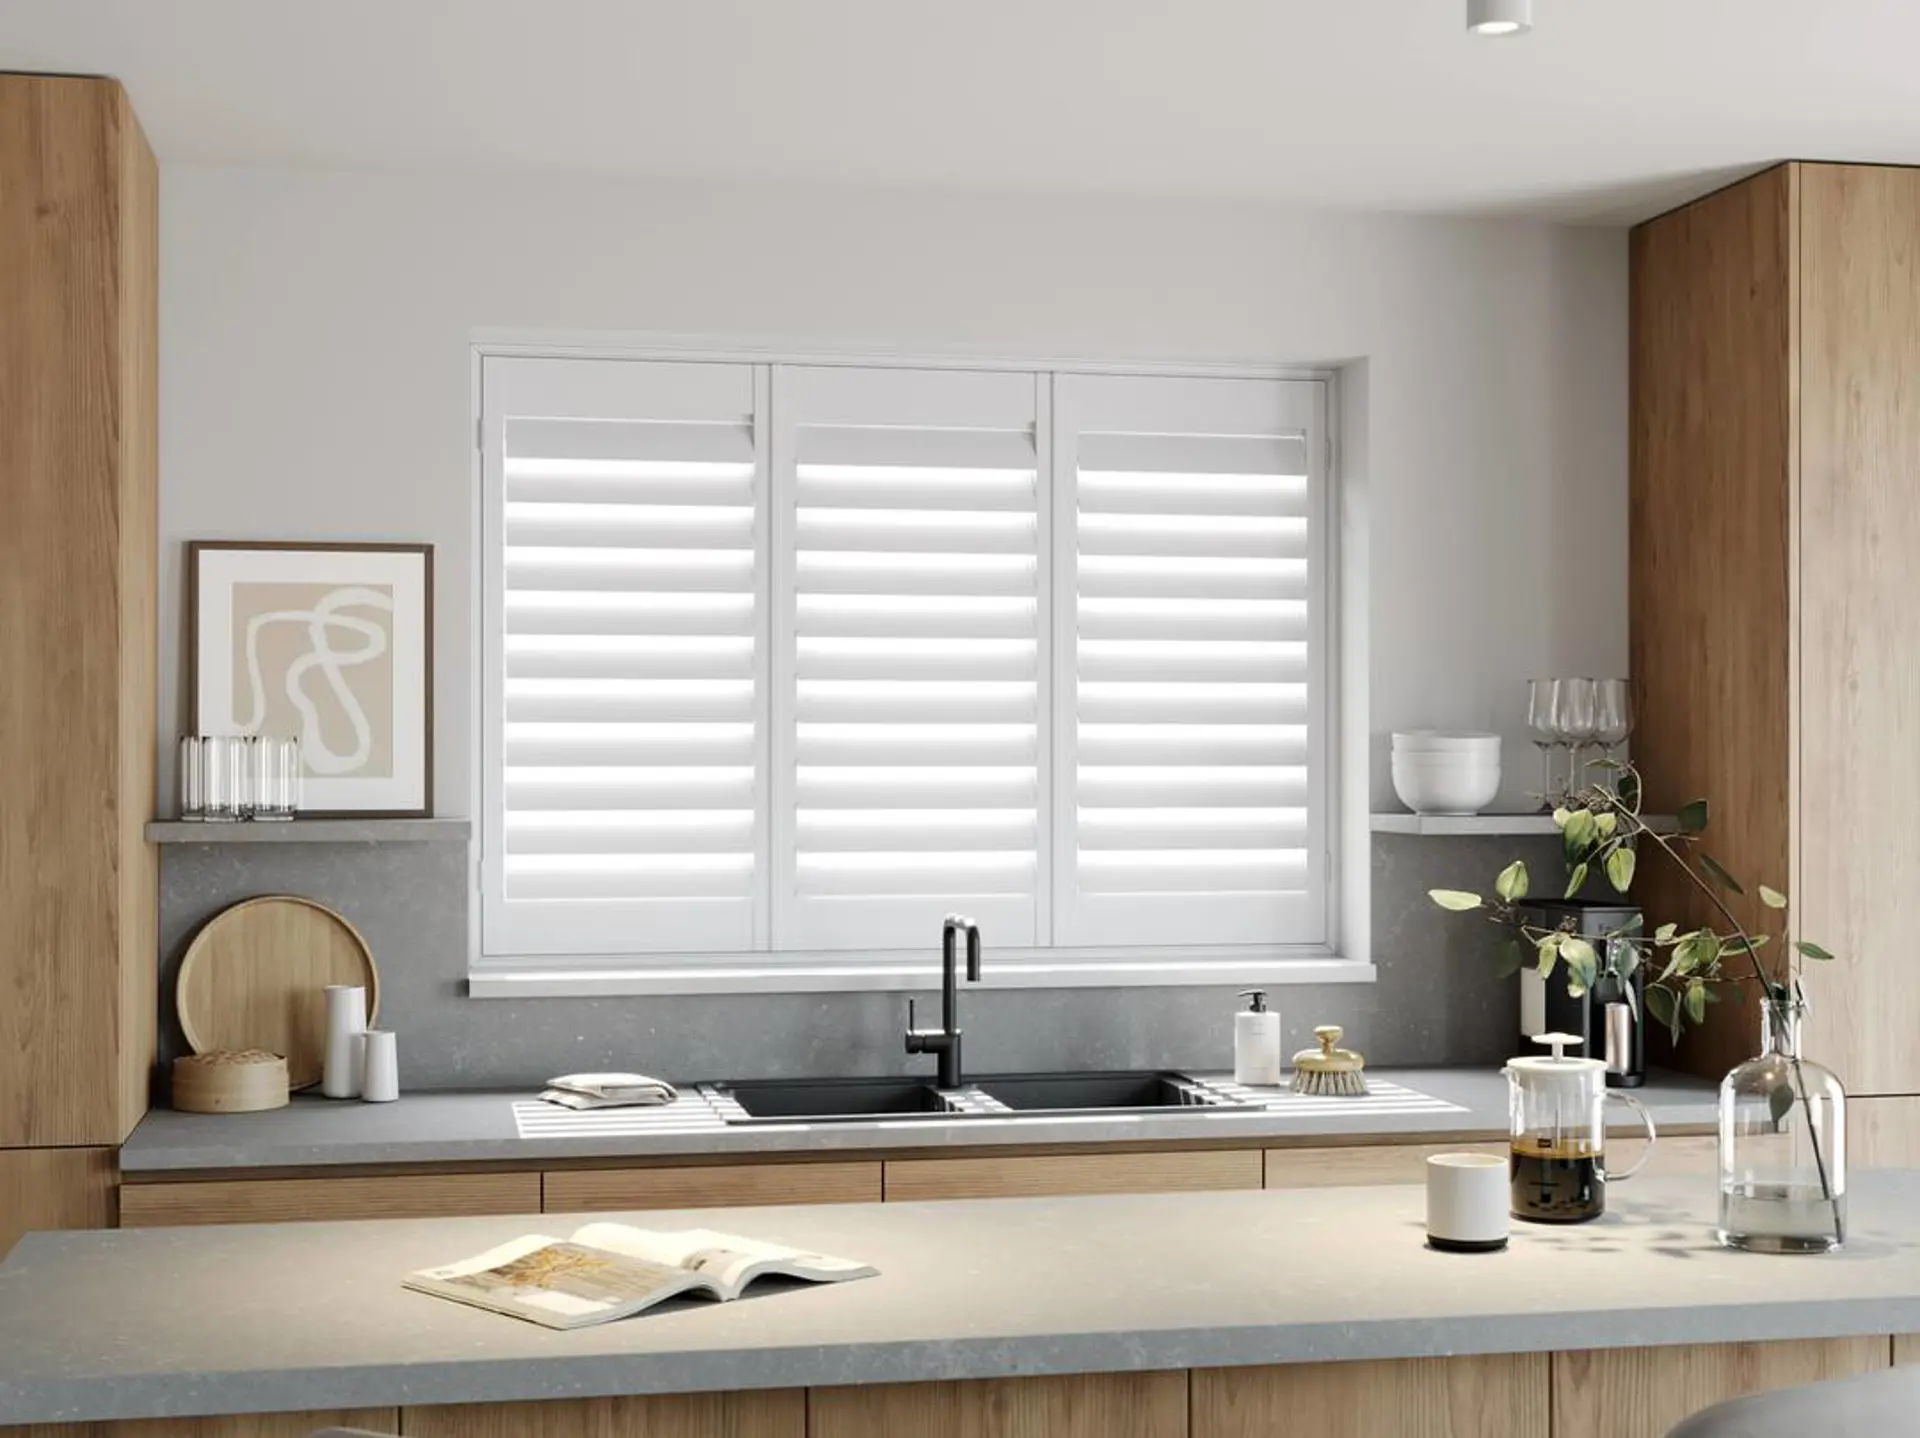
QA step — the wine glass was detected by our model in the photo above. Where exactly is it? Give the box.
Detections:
[1526,679,1561,810]
[1555,678,1598,796]
[1594,679,1632,758]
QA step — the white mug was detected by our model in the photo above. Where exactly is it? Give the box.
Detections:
[1426,1152,1509,1252]
[321,985,367,1099]
[360,1029,399,1103]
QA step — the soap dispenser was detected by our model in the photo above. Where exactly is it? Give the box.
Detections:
[1234,989,1283,1087]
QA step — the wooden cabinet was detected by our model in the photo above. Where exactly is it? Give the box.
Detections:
[544,1162,881,1213]
[809,1372,1187,1438]
[0,74,158,1149]
[1264,1142,1505,1188]
[884,1148,1261,1202]
[1632,162,1920,1093]
[1553,1339,1889,1438]
[119,1172,540,1228]
[0,1148,116,1258]
[12,1412,397,1438]
[1192,1355,1548,1438]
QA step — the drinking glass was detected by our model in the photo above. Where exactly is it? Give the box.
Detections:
[1593,679,1632,765]
[1526,679,1562,809]
[252,736,302,820]
[177,736,207,820]
[201,736,246,821]
[1555,678,1598,795]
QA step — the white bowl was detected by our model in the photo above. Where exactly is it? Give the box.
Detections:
[1391,755,1502,815]
[1392,730,1501,753]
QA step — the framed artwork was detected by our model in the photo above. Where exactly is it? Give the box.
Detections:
[188,541,434,817]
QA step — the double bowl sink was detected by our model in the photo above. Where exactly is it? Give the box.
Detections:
[700,1071,1264,1125]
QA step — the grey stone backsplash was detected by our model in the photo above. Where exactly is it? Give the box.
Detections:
[155,834,1561,1091]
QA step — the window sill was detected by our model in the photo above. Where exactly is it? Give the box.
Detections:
[467,951,1376,998]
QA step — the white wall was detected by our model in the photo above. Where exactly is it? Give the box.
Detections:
[159,166,1626,843]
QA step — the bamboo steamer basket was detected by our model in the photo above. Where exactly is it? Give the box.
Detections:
[171,1049,291,1113]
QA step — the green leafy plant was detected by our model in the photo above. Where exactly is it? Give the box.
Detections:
[1428,759,1841,1238]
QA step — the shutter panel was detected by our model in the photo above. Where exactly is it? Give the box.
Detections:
[481,357,767,957]
[1053,374,1328,948]
[775,366,1045,950]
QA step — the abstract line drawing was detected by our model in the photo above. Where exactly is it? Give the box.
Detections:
[233,586,394,775]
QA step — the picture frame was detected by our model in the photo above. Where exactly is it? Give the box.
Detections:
[187,541,434,817]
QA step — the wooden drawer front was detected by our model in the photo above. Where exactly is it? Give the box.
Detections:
[884,1149,1261,1202]
[119,1172,541,1228]
[1264,1142,1505,1189]
[544,1162,882,1214]
[810,1372,1186,1438]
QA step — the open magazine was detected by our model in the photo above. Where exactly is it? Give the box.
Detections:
[404,1222,876,1330]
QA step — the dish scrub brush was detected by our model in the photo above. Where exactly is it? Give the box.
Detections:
[1291,1025,1368,1096]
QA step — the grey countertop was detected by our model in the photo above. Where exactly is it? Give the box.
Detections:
[2,1172,1911,1424]
[120,1068,1721,1173]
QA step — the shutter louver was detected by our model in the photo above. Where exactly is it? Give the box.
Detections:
[482,358,766,957]
[776,366,1045,950]
[1054,374,1327,948]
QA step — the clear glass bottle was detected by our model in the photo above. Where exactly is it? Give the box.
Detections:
[1717,994,1847,1253]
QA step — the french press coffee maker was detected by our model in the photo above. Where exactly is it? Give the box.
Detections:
[1506,1032,1657,1223]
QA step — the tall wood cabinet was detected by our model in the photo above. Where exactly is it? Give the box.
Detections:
[1631,162,1920,1091]
[0,73,158,1226]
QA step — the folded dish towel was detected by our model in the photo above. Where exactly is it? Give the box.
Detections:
[540,1072,679,1110]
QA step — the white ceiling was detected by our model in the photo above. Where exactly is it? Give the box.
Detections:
[4,0,1918,221]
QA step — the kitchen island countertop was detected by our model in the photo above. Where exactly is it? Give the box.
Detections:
[0,1172,1912,1425]
[118,1067,1719,1173]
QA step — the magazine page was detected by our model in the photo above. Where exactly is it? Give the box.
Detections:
[571,1223,876,1292]
[409,1233,710,1327]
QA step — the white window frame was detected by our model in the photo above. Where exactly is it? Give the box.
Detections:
[469,335,1364,996]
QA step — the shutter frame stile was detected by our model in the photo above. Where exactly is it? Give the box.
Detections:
[481,356,769,957]
[1052,373,1331,950]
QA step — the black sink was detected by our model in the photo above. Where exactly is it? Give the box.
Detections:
[703,1077,962,1124]
[974,1070,1260,1115]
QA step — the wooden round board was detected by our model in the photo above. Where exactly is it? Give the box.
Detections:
[176,895,380,1091]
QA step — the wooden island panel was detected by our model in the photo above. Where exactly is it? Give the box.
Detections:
[1192,1354,1548,1438]
[808,1371,1187,1438]
[1552,1337,1890,1438]
[401,1392,804,1438]
[119,1171,541,1228]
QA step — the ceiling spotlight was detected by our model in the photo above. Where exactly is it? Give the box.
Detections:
[1467,0,1532,35]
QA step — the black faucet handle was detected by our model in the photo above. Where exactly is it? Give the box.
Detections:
[965,922,982,982]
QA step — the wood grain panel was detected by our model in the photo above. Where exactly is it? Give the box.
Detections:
[1192,1354,1547,1438]
[1797,163,1920,1095]
[809,1371,1186,1438]
[884,1149,1261,1202]
[112,81,159,1145]
[1553,1337,1889,1438]
[14,1410,397,1438]
[0,73,159,1146]
[544,1162,881,1214]
[401,1392,803,1438]
[119,1172,540,1228]
[1895,1334,1919,1366]
[0,1148,116,1258]
[1629,164,1796,1081]
[1849,1096,1920,1167]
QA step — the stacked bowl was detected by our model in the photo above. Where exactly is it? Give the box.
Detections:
[1391,732,1502,815]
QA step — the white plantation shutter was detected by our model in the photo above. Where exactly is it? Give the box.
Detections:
[481,357,768,956]
[1052,373,1329,948]
[773,365,1046,950]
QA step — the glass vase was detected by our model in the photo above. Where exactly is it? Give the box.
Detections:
[1716,995,1846,1253]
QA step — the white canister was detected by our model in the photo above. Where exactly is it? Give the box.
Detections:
[1233,989,1283,1087]
[360,1029,399,1103]
[321,984,367,1099]
[1425,1152,1510,1252]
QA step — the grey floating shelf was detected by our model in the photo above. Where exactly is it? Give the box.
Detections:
[145,818,472,844]
[1371,812,1680,837]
